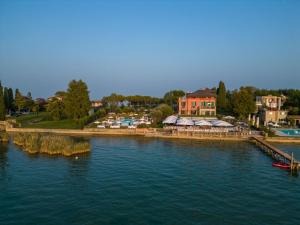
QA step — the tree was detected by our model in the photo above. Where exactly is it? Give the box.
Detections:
[163,90,185,112]
[64,80,91,120]
[15,89,26,111]
[47,99,65,120]
[0,82,6,120]
[150,104,173,126]
[3,87,9,113]
[217,81,226,113]
[232,88,256,119]
[8,88,14,111]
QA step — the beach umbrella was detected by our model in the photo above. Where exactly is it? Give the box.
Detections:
[194,120,212,126]
[163,115,178,124]
[176,118,194,126]
[211,120,233,127]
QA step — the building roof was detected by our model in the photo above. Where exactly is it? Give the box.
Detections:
[186,88,216,98]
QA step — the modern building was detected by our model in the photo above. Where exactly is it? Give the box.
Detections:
[178,88,216,116]
[256,95,287,126]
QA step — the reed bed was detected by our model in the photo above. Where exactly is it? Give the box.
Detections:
[13,133,90,156]
[0,131,9,143]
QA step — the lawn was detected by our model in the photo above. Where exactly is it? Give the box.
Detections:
[14,112,80,129]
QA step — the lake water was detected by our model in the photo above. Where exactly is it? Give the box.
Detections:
[1,137,300,225]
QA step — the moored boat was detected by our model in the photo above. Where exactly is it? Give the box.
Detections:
[272,162,290,170]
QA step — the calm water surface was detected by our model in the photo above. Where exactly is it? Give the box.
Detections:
[0,137,300,225]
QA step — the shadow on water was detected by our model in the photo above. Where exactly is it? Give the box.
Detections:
[0,143,9,176]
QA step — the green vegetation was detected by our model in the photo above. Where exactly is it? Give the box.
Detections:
[217,81,227,113]
[0,131,9,142]
[102,93,162,113]
[13,133,90,156]
[150,104,173,126]
[231,87,256,119]
[0,82,5,120]
[15,112,80,129]
[64,80,91,120]
[47,99,66,120]
[163,90,185,112]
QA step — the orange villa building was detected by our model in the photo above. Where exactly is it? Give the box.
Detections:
[178,88,217,116]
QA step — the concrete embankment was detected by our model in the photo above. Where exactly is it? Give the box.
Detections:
[5,126,251,141]
[265,137,300,143]
[6,127,151,137]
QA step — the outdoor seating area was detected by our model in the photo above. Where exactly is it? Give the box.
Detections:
[163,115,234,127]
[162,115,250,135]
[94,113,151,129]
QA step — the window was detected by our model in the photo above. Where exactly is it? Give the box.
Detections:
[192,101,196,107]
[181,102,186,107]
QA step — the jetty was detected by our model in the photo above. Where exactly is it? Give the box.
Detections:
[251,136,300,171]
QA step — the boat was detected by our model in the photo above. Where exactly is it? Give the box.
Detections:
[272,162,290,170]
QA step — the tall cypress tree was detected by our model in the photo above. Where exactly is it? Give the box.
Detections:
[217,81,227,113]
[8,88,14,111]
[0,82,6,120]
[3,87,9,113]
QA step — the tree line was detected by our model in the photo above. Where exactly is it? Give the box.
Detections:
[0,81,39,120]
[1,79,300,124]
[216,81,300,119]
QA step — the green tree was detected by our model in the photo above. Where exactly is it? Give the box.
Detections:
[163,90,185,112]
[150,104,173,126]
[8,88,14,111]
[0,82,6,120]
[217,81,226,113]
[232,88,256,119]
[47,99,65,120]
[64,80,91,120]
[15,89,26,111]
[3,87,9,113]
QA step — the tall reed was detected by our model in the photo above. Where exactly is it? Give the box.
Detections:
[13,133,90,156]
[0,131,9,142]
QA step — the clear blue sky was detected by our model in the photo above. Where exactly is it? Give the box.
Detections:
[0,0,299,99]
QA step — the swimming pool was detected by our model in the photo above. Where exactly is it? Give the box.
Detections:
[277,129,300,136]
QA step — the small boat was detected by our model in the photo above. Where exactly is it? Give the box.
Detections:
[272,162,290,170]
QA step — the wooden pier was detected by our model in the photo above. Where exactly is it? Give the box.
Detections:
[251,136,300,171]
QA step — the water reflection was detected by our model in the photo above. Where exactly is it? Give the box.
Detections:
[0,143,9,177]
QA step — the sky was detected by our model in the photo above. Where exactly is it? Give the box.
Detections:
[0,0,299,99]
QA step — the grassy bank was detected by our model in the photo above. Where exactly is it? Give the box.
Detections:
[13,133,90,156]
[14,112,80,129]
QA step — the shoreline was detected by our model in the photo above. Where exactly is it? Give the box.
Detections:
[4,127,300,143]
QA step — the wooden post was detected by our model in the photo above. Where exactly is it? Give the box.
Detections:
[291,152,294,171]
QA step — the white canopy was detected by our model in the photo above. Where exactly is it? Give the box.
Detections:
[194,120,212,126]
[223,116,235,120]
[210,120,233,127]
[176,118,194,126]
[93,121,101,124]
[163,115,178,124]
